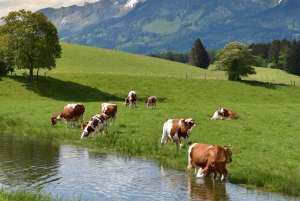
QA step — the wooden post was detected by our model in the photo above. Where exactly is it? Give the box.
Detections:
[204,73,207,80]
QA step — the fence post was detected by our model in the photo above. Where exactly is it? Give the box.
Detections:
[204,73,207,80]
[217,74,218,80]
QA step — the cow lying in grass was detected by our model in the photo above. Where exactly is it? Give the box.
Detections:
[210,108,239,120]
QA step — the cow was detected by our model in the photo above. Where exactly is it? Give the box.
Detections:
[146,96,157,108]
[125,91,137,108]
[80,113,108,140]
[100,103,117,133]
[210,108,239,120]
[161,118,197,150]
[210,110,224,120]
[51,103,85,129]
[187,143,232,181]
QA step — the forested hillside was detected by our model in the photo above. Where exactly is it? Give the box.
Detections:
[38,0,300,55]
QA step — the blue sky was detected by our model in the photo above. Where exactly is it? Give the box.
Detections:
[0,0,98,18]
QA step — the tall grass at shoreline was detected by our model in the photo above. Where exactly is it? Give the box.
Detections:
[1,42,300,197]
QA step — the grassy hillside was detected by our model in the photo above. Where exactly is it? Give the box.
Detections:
[1,42,300,196]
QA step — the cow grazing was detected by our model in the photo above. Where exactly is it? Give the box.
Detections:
[187,143,232,181]
[146,96,157,108]
[210,108,239,120]
[51,103,85,129]
[100,103,117,133]
[125,91,137,108]
[80,113,108,140]
[161,118,197,150]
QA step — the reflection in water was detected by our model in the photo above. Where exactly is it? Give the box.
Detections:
[188,177,228,201]
[0,133,299,201]
[160,165,229,201]
[0,134,60,190]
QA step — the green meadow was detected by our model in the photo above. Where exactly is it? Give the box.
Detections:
[1,42,300,198]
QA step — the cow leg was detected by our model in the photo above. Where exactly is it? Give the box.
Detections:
[220,169,228,181]
[196,168,204,177]
[176,140,181,150]
[161,142,165,150]
[65,121,69,130]
[161,132,168,150]
[71,120,75,129]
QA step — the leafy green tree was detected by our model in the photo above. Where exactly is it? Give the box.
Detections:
[0,9,61,82]
[255,54,267,67]
[188,38,210,69]
[268,39,281,67]
[215,42,256,81]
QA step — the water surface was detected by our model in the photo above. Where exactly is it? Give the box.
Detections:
[0,134,298,200]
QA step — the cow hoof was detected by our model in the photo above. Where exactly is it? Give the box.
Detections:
[196,173,205,178]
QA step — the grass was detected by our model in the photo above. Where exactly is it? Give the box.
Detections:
[1,42,300,198]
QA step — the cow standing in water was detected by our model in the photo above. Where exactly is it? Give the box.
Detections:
[80,113,108,140]
[100,103,117,133]
[146,96,157,108]
[125,91,137,108]
[51,103,85,129]
[187,143,232,181]
[161,118,197,150]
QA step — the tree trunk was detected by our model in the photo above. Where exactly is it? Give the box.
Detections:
[28,68,33,82]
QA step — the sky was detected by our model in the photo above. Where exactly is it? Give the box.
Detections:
[0,0,99,19]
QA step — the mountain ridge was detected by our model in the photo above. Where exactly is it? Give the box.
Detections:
[37,0,299,54]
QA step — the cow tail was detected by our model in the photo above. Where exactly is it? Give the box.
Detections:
[187,144,194,171]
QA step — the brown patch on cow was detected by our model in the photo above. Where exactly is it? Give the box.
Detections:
[218,108,239,119]
[189,143,232,180]
[101,104,117,118]
[81,121,89,130]
[51,103,85,128]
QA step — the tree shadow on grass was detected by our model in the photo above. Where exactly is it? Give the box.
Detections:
[240,80,288,89]
[8,75,123,102]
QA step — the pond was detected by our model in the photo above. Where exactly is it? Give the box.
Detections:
[0,133,298,200]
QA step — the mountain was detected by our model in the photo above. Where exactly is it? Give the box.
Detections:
[38,0,300,55]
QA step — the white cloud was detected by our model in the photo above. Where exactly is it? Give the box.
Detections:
[0,0,99,18]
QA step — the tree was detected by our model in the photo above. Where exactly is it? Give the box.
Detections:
[0,9,61,82]
[188,38,210,69]
[215,42,256,81]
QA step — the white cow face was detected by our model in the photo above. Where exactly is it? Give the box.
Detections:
[210,111,223,120]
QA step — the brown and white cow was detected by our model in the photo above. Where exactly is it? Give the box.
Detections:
[187,143,232,181]
[125,91,137,108]
[210,108,239,120]
[51,103,85,129]
[80,113,108,140]
[161,118,197,150]
[146,96,157,108]
[100,103,117,133]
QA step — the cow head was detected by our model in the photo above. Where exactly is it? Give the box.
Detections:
[185,118,197,135]
[223,146,232,163]
[124,97,130,106]
[218,108,225,116]
[210,111,223,120]
[51,116,60,125]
